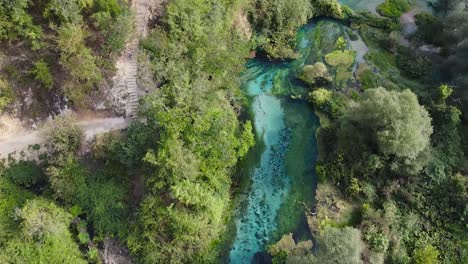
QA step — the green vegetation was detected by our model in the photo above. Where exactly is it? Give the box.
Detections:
[1,0,467,263]
[249,0,344,59]
[299,62,331,86]
[377,0,411,18]
[30,60,54,89]
[0,0,132,114]
[0,78,15,113]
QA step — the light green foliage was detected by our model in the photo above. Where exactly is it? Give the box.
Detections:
[31,60,54,89]
[325,50,355,87]
[335,36,346,50]
[438,84,453,101]
[4,160,43,188]
[299,63,332,86]
[414,245,439,264]
[249,0,314,59]
[363,225,389,254]
[0,178,34,244]
[94,0,122,15]
[92,10,133,56]
[0,0,43,48]
[56,23,102,104]
[80,175,128,238]
[316,227,364,264]
[377,0,411,18]
[309,88,344,118]
[0,77,15,113]
[128,0,255,262]
[325,50,355,68]
[339,88,432,175]
[0,198,86,264]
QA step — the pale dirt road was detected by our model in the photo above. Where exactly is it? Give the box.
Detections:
[0,117,130,158]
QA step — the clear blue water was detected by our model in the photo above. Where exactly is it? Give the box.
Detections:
[228,1,434,263]
[228,24,321,263]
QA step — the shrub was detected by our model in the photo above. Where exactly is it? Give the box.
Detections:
[414,245,439,264]
[309,88,344,118]
[377,0,411,18]
[0,78,15,113]
[325,50,356,68]
[4,160,43,188]
[299,63,332,86]
[396,46,431,79]
[31,60,53,89]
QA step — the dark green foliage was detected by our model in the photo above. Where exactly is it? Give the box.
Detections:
[396,46,432,79]
[79,174,129,238]
[377,0,411,18]
[46,155,88,204]
[414,13,443,46]
[4,160,43,188]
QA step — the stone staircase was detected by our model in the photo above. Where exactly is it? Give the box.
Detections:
[125,0,150,119]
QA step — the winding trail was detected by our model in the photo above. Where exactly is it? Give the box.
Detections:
[0,0,151,158]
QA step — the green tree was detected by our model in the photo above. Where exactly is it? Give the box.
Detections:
[0,199,87,264]
[0,77,15,113]
[0,0,43,48]
[42,114,84,158]
[414,245,439,264]
[316,227,364,264]
[31,60,54,89]
[338,87,433,175]
[4,160,43,188]
[56,23,102,104]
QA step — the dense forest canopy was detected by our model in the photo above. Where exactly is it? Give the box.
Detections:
[0,0,467,263]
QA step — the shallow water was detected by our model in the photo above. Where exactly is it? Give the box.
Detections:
[228,23,321,264]
[228,1,412,262]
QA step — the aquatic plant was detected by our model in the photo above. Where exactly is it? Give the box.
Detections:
[325,50,356,68]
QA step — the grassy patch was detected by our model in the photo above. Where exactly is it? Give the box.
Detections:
[377,0,411,18]
[325,50,356,68]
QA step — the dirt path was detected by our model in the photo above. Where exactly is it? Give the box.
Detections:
[0,117,130,158]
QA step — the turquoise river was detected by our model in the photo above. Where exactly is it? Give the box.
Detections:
[228,0,431,263]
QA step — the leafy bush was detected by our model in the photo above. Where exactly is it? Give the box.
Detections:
[299,63,332,86]
[0,78,15,113]
[396,46,432,79]
[31,60,53,89]
[377,0,411,18]
[92,10,133,56]
[316,226,365,264]
[0,0,43,48]
[338,88,433,175]
[309,88,345,118]
[56,23,102,104]
[414,245,439,264]
[4,160,43,188]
